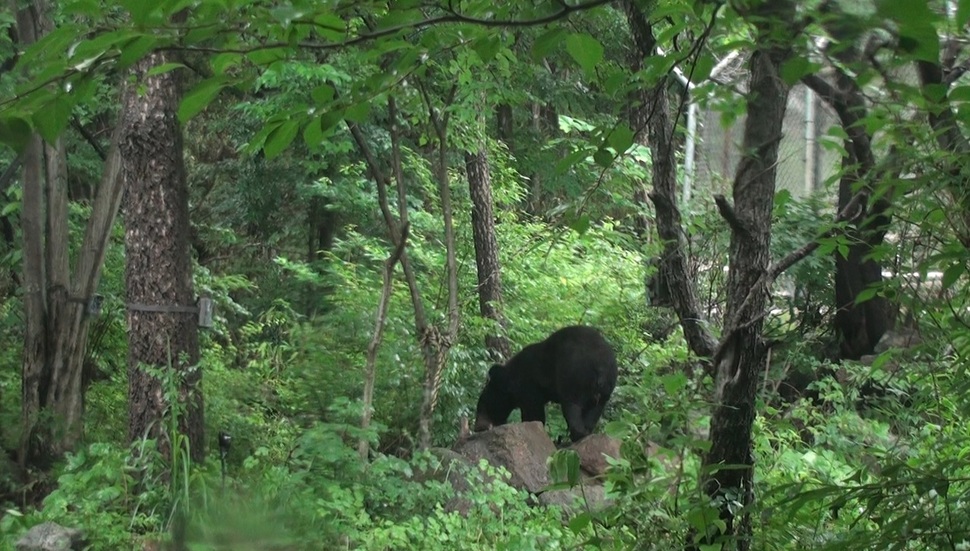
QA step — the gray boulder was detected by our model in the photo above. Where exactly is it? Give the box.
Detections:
[16,522,85,551]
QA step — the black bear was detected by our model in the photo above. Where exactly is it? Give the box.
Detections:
[473,325,617,442]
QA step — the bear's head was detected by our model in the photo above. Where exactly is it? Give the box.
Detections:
[473,363,515,433]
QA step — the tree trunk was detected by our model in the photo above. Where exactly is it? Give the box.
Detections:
[800,20,894,360]
[495,104,513,147]
[702,18,795,548]
[120,52,204,463]
[622,1,717,359]
[17,0,125,466]
[417,90,460,450]
[465,148,511,361]
[359,227,407,459]
[347,93,457,452]
[833,159,892,359]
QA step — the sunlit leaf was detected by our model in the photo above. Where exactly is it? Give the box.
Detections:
[608,124,634,155]
[178,76,229,122]
[942,263,965,290]
[565,33,603,73]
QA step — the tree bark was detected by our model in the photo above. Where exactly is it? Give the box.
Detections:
[120,51,204,463]
[17,0,125,466]
[702,11,795,546]
[359,225,407,459]
[801,18,894,359]
[465,148,511,361]
[622,0,717,359]
[416,85,460,450]
[347,93,458,451]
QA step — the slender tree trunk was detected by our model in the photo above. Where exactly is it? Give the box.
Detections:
[120,52,204,462]
[417,88,460,450]
[16,0,125,466]
[465,148,511,361]
[495,104,513,147]
[348,93,458,452]
[359,227,407,459]
[701,13,795,546]
[622,1,717,359]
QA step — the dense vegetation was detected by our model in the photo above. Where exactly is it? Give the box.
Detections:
[2,0,970,549]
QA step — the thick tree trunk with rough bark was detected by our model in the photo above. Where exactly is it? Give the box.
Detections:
[702,22,795,548]
[834,164,892,360]
[120,52,204,462]
[16,0,125,466]
[800,19,894,360]
[465,149,511,361]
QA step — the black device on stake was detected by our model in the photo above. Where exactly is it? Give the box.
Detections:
[218,431,232,490]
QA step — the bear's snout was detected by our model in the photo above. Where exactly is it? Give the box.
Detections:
[473,415,493,433]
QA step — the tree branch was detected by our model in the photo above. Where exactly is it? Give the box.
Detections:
[714,194,746,235]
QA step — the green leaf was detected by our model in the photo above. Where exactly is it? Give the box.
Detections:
[473,35,502,62]
[942,263,965,290]
[897,25,940,63]
[145,62,186,77]
[32,96,73,143]
[568,512,592,534]
[117,35,158,70]
[344,101,371,123]
[570,214,590,235]
[689,54,715,82]
[780,57,819,85]
[178,76,228,122]
[119,0,158,25]
[263,119,300,160]
[311,84,335,105]
[565,33,604,73]
[608,124,635,155]
[854,286,878,304]
[593,148,613,167]
[0,117,33,152]
[303,117,326,149]
[661,372,688,394]
[531,28,565,61]
[876,0,937,26]
[554,148,591,174]
[212,53,242,75]
[548,449,581,486]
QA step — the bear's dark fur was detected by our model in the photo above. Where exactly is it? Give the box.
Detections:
[473,325,617,442]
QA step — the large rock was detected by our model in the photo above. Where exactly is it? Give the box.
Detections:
[873,329,922,354]
[568,434,621,478]
[452,421,556,494]
[453,422,614,512]
[16,522,85,551]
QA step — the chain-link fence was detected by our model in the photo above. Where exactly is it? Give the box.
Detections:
[688,83,841,200]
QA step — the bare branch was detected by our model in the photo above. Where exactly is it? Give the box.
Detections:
[714,193,747,235]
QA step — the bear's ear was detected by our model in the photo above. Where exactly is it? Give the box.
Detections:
[485,364,503,383]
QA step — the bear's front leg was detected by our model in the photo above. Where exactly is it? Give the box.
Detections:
[520,403,547,426]
[561,402,589,442]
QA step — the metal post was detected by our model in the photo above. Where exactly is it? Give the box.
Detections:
[804,86,818,195]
